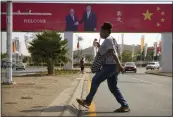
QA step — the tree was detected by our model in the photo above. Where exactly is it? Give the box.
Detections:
[121,50,132,63]
[146,50,154,61]
[1,53,7,59]
[28,30,68,75]
[23,56,30,63]
[85,54,94,63]
[73,54,78,60]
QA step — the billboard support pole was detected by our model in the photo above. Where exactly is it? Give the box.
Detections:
[64,32,73,70]
[5,1,13,84]
[159,33,172,72]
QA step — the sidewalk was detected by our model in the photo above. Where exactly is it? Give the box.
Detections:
[2,73,83,116]
[145,70,172,77]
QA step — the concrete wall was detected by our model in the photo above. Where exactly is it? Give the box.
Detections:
[160,33,172,73]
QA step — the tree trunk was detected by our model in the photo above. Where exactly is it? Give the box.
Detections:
[47,58,54,75]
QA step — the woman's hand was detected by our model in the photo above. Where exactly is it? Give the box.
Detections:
[117,65,124,73]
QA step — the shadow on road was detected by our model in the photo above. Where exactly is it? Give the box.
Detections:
[21,105,79,116]
[80,110,129,115]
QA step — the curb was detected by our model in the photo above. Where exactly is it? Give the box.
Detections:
[61,73,86,116]
[145,72,172,77]
[40,73,85,116]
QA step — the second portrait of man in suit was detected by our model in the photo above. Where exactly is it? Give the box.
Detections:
[74,4,97,32]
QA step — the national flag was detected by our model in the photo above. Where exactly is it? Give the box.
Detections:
[132,44,135,58]
[140,35,145,52]
[111,4,172,32]
[144,43,148,57]
[157,40,162,52]
[24,35,29,49]
[12,41,16,53]
[120,33,124,54]
[153,42,157,56]
[139,5,171,32]
[77,41,79,49]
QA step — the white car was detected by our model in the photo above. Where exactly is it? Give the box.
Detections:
[15,63,26,70]
[146,62,160,70]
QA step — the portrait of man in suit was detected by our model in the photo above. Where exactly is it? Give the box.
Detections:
[65,9,78,31]
[74,5,97,32]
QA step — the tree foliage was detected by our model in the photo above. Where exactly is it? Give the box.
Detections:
[22,56,30,63]
[28,30,68,75]
[1,53,7,59]
[121,50,132,62]
[85,54,94,63]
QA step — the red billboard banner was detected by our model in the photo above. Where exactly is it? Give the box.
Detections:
[1,3,172,32]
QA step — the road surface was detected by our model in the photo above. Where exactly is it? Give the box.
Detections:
[79,68,172,116]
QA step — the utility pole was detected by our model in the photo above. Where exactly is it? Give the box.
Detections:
[5,1,13,84]
[121,34,124,63]
[132,44,135,62]
[140,35,145,66]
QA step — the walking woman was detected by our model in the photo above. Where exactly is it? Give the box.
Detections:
[80,57,85,74]
[76,22,130,112]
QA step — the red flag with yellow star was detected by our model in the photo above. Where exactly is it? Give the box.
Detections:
[140,5,171,32]
[104,4,172,32]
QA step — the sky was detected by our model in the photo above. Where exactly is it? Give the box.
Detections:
[1,32,161,56]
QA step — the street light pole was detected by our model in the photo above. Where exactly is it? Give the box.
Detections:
[121,34,124,63]
[6,1,13,84]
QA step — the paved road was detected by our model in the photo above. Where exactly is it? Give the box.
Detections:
[80,68,172,116]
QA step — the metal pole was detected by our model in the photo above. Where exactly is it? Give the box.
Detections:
[132,44,135,62]
[6,1,13,84]
[121,54,122,63]
[121,34,124,63]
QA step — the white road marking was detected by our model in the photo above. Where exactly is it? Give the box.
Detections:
[131,77,163,87]
[121,74,163,87]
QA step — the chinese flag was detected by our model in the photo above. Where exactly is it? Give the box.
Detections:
[77,41,79,49]
[158,40,162,52]
[95,4,172,32]
[140,35,144,52]
[12,41,16,52]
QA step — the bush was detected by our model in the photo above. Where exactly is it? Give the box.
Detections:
[73,63,91,67]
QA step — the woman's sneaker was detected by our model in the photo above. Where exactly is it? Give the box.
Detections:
[76,98,91,109]
[114,106,130,113]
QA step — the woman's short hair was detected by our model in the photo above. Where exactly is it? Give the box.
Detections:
[101,22,113,33]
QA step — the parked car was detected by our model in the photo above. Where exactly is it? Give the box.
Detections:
[1,60,16,69]
[1,60,25,70]
[15,63,26,70]
[146,62,160,70]
[124,62,137,73]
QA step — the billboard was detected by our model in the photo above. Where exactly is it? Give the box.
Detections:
[1,3,172,32]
